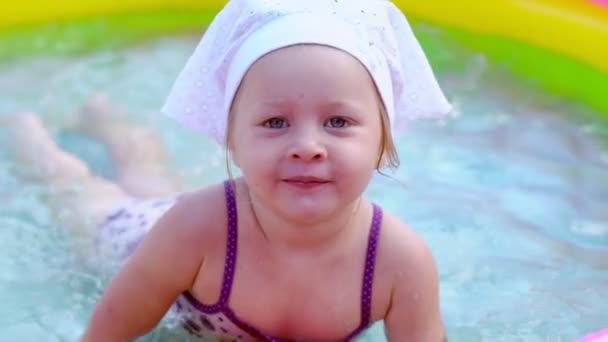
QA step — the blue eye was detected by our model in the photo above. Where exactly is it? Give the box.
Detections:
[264,118,287,129]
[326,117,349,128]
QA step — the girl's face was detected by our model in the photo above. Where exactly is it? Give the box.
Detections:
[230,44,383,223]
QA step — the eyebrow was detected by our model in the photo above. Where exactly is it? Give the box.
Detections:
[319,101,363,113]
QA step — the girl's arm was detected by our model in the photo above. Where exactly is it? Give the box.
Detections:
[384,232,446,342]
[82,193,212,341]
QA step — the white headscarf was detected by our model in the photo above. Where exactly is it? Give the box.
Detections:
[162,0,452,144]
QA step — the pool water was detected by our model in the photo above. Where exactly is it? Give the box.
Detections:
[1,29,607,341]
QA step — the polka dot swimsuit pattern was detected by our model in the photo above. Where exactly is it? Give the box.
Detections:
[96,180,383,341]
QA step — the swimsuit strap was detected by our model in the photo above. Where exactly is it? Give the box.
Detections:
[358,203,383,331]
[218,179,239,305]
[218,181,383,341]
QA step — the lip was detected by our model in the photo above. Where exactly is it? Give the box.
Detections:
[283,176,330,183]
[282,176,330,189]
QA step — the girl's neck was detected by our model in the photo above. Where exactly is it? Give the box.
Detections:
[238,180,369,254]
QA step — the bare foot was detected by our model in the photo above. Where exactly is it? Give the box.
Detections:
[74,93,184,198]
[77,93,129,138]
[3,112,91,182]
[76,93,169,165]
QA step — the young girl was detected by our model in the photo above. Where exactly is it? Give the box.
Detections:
[9,0,453,341]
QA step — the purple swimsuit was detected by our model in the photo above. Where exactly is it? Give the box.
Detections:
[96,180,383,341]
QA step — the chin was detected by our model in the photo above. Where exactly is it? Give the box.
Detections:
[277,200,337,224]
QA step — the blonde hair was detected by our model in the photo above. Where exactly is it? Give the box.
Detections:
[376,102,399,171]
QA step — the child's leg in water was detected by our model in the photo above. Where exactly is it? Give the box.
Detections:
[4,113,131,260]
[77,93,185,199]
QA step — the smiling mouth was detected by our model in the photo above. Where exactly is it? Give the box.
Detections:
[283,177,330,187]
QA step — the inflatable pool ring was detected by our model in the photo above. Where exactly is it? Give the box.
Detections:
[398,0,608,72]
[2,1,607,70]
[579,328,608,342]
[1,1,606,116]
[0,1,606,341]
[592,0,608,7]
[395,0,608,116]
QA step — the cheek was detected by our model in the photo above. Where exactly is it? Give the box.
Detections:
[332,139,378,176]
[360,124,384,162]
[229,124,254,168]
[232,141,278,177]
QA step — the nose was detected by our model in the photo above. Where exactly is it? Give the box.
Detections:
[287,128,327,162]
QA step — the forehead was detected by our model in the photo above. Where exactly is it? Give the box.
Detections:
[233,44,380,106]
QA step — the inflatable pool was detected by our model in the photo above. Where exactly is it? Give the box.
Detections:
[1,0,607,116]
[0,1,607,341]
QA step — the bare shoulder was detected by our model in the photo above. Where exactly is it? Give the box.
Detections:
[82,181,232,340]
[128,180,231,281]
[378,209,438,277]
[162,181,229,253]
[376,208,445,341]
